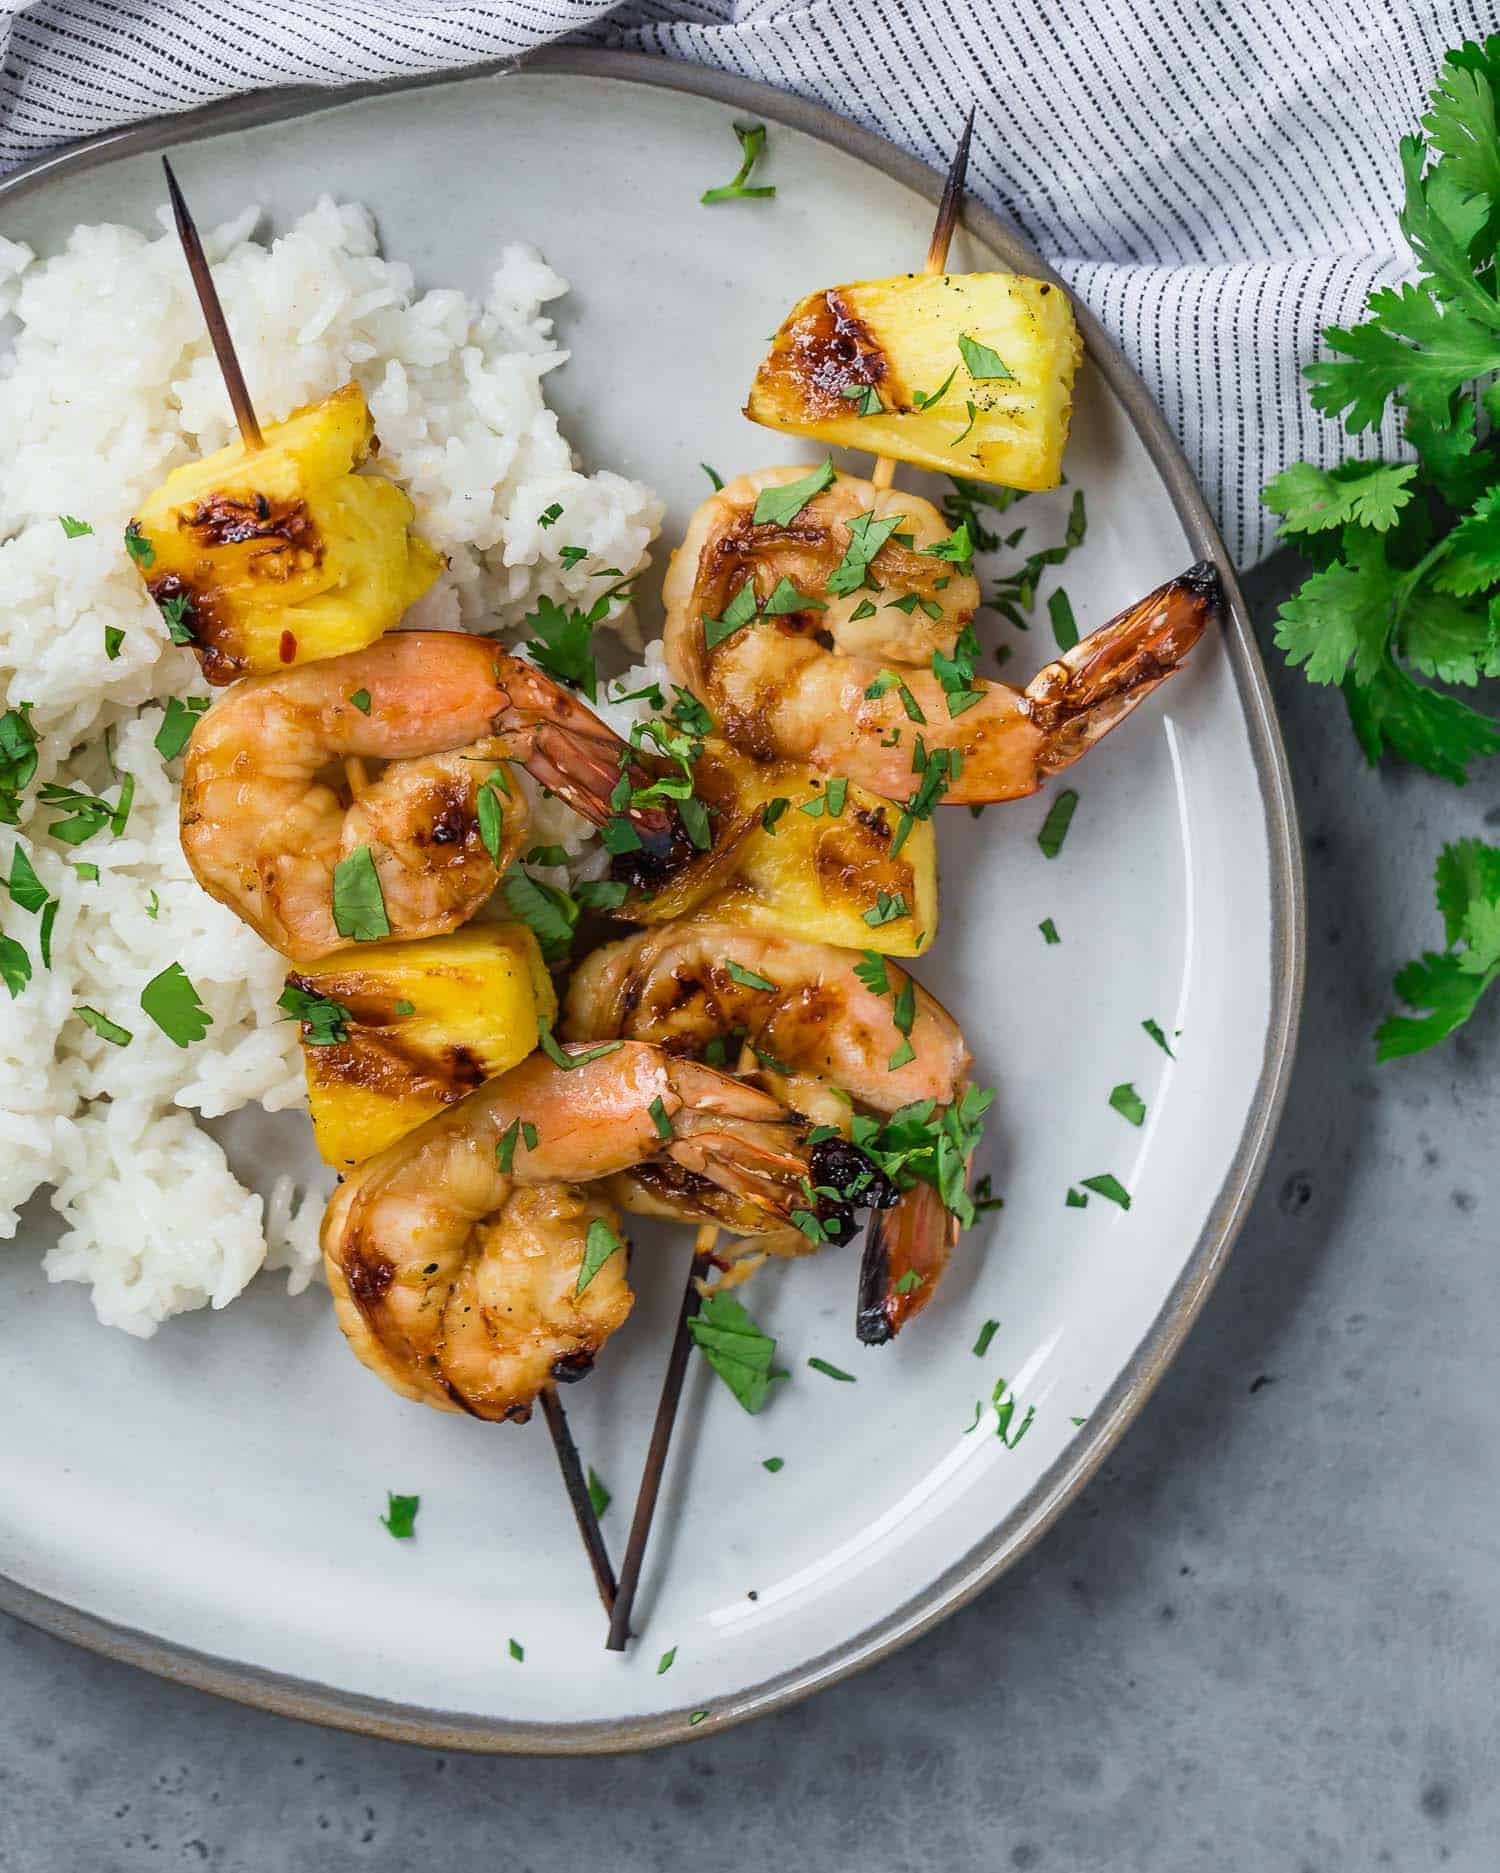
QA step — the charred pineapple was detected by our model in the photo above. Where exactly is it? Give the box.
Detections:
[283,923,555,1168]
[623,740,936,956]
[746,273,1081,491]
[129,383,442,685]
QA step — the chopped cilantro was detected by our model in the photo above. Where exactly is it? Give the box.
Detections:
[648,1094,672,1140]
[104,626,125,661]
[537,503,563,529]
[1080,1173,1131,1210]
[701,120,776,205]
[703,578,760,651]
[687,1290,785,1413]
[139,962,212,1047]
[6,845,47,915]
[760,796,790,833]
[331,845,389,942]
[76,1004,131,1046]
[957,333,1013,380]
[701,463,724,491]
[657,1647,677,1675]
[1036,789,1079,858]
[761,575,827,616]
[807,1356,855,1382]
[153,695,210,761]
[762,1456,784,1473]
[912,367,958,411]
[827,509,906,597]
[1047,587,1078,650]
[381,1493,419,1539]
[477,771,507,867]
[349,688,372,715]
[751,459,835,528]
[840,383,883,416]
[0,934,30,999]
[862,891,910,928]
[123,521,154,569]
[59,515,93,539]
[972,1319,999,1358]
[157,591,195,644]
[1066,1187,1088,1208]
[537,1020,622,1073]
[587,1467,610,1518]
[503,871,578,964]
[1039,917,1060,944]
[576,1217,623,1294]
[508,1637,524,1662]
[278,981,351,1046]
[1109,1082,1147,1126]
[1142,1017,1175,1057]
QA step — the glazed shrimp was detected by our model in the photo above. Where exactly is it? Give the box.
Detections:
[181,630,694,962]
[663,466,1219,802]
[563,922,973,1340]
[321,1039,887,1421]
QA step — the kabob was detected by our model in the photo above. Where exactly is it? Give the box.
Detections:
[595,108,1224,1649]
[141,157,635,1611]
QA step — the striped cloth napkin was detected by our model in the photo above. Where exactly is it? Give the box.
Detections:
[1,0,1488,563]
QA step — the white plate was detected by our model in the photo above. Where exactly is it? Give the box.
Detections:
[0,52,1302,1751]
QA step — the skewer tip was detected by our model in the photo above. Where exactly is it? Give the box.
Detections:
[161,153,264,452]
[924,103,976,274]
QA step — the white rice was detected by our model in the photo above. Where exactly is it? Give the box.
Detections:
[0,198,663,1335]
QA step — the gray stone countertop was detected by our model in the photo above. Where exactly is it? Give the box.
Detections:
[3,554,1497,1872]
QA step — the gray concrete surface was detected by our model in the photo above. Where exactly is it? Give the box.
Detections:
[3,553,1498,1871]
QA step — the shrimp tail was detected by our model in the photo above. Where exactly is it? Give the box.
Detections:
[493,656,698,887]
[665,1073,893,1243]
[1024,561,1221,777]
[856,1180,959,1344]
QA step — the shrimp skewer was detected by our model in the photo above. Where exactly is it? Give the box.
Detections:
[180,629,691,963]
[161,158,629,1599]
[563,923,973,1338]
[321,1040,886,1423]
[664,463,1219,802]
[601,113,988,1652]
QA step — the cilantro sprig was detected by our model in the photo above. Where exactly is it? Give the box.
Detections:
[1261,37,1500,1056]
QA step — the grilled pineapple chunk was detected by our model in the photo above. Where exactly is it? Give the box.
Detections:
[746,272,1081,491]
[286,924,555,1168]
[129,382,443,685]
[677,741,936,955]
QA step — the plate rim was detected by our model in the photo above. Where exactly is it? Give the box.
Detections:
[0,45,1306,1754]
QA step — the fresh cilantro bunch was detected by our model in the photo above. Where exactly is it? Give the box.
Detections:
[1266,36,1500,783]
[1263,35,1500,1054]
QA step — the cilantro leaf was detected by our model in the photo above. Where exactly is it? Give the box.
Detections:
[752,460,835,528]
[1080,1173,1131,1210]
[331,845,390,943]
[687,1291,785,1413]
[139,962,212,1048]
[503,870,578,964]
[1271,542,1396,686]
[1343,658,1500,784]
[703,579,759,651]
[1036,789,1079,858]
[576,1217,623,1294]
[153,695,210,761]
[957,333,1013,380]
[701,120,776,205]
[380,1493,419,1539]
[1262,460,1419,535]
[76,1004,131,1046]
[524,594,599,700]
[6,845,47,915]
[1377,838,1500,1057]
[278,981,351,1046]
[59,515,92,539]
[0,933,30,999]
[1109,1082,1147,1126]
[827,510,906,597]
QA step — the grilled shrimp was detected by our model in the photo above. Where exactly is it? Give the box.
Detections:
[663,466,1220,802]
[181,630,693,962]
[321,1038,887,1420]
[563,923,973,1340]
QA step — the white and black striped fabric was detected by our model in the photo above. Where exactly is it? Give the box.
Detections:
[0,0,1488,564]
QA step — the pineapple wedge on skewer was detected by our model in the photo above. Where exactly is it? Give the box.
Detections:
[284,923,555,1168]
[620,739,938,957]
[129,383,442,685]
[746,272,1082,491]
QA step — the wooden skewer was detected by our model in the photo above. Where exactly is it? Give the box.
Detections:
[163,154,618,1613]
[162,158,264,452]
[606,1043,753,1653]
[541,1386,619,1616]
[869,104,975,494]
[603,108,976,1654]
